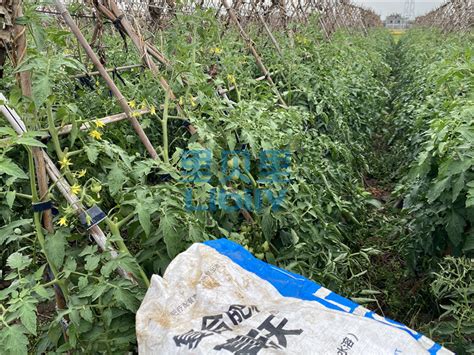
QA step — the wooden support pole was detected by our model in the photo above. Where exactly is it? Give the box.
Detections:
[0,96,136,283]
[221,0,287,107]
[12,0,69,330]
[57,109,150,136]
[92,0,197,135]
[217,72,272,95]
[257,12,283,56]
[71,63,143,79]
[54,0,158,159]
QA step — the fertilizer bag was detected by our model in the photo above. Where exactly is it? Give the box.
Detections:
[136,239,451,354]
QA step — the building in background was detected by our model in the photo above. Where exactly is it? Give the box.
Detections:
[384,13,411,28]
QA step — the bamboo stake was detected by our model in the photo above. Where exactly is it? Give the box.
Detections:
[54,0,158,159]
[57,109,150,136]
[257,12,283,56]
[92,0,197,135]
[12,0,69,328]
[71,63,143,79]
[221,0,287,107]
[0,109,150,146]
[217,72,273,95]
[94,1,170,68]
[0,95,136,283]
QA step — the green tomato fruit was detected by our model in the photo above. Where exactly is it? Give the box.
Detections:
[91,182,102,193]
[227,157,241,169]
[231,172,240,181]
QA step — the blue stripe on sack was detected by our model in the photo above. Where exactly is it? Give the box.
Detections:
[204,239,350,311]
[429,342,442,354]
[203,238,443,354]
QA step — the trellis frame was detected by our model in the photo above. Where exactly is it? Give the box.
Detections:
[1,0,384,339]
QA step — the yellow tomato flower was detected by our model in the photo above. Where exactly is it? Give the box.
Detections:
[58,216,68,227]
[189,96,197,107]
[76,169,87,178]
[150,105,156,116]
[296,35,310,45]
[128,100,136,108]
[70,184,81,196]
[89,130,102,140]
[94,120,105,128]
[59,156,72,169]
[179,96,184,106]
[140,101,147,110]
[131,111,140,118]
[210,47,222,55]
[227,74,236,85]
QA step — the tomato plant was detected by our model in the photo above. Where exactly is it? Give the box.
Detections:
[0,4,471,353]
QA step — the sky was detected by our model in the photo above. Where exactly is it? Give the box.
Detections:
[353,0,446,19]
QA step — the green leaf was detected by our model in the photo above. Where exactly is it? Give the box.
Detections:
[84,254,101,271]
[290,229,299,245]
[85,144,99,163]
[19,301,37,335]
[161,215,182,259]
[462,230,474,252]
[7,252,31,271]
[452,173,465,202]
[107,163,126,195]
[0,158,28,179]
[30,23,46,52]
[32,74,51,107]
[91,283,108,301]
[0,219,31,245]
[446,210,465,247]
[69,119,79,148]
[427,177,450,203]
[33,264,47,280]
[261,208,273,241]
[63,257,77,278]
[16,136,46,147]
[6,191,15,208]
[114,288,139,312]
[0,325,29,355]
[0,127,16,136]
[137,204,151,236]
[467,184,474,208]
[80,307,93,323]
[34,285,50,299]
[78,276,88,289]
[45,230,66,269]
[366,198,383,209]
[79,245,98,257]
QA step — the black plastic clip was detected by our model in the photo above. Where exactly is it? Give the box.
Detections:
[112,67,126,86]
[32,200,53,212]
[182,120,191,128]
[112,15,128,52]
[78,205,106,230]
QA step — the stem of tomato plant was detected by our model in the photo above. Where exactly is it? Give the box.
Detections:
[116,212,135,229]
[47,103,77,184]
[28,149,69,299]
[65,149,84,157]
[0,191,32,200]
[243,168,257,188]
[46,102,65,160]
[162,92,170,164]
[105,218,150,287]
